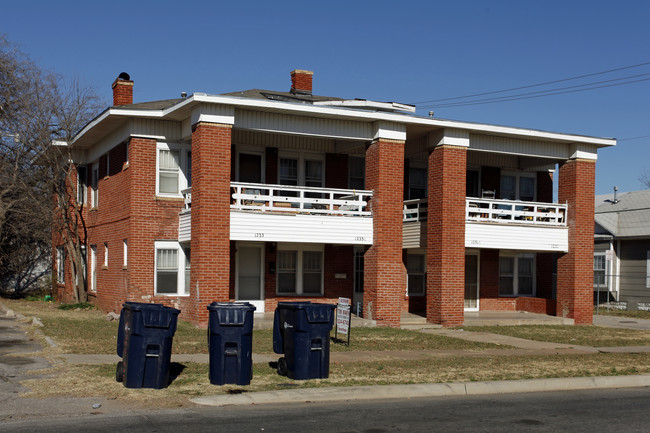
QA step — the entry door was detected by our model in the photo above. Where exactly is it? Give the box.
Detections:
[237,245,264,312]
[464,254,479,310]
[352,247,364,317]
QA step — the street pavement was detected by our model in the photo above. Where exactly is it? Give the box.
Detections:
[2,300,650,415]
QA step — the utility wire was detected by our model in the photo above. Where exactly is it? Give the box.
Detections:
[411,61,650,104]
[419,74,650,109]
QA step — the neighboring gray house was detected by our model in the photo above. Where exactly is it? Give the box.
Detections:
[594,189,650,304]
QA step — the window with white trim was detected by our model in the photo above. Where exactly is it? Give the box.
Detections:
[646,251,650,289]
[103,242,108,268]
[78,245,87,290]
[156,143,191,197]
[90,245,97,292]
[500,172,536,201]
[91,162,99,208]
[407,254,426,296]
[154,241,189,295]
[594,252,607,288]
[77,166,87,205]
[56,246,65,284]
[278,152,324,188]
[277,245,323,295]
[123,240,128,268]
[499,253,535,296]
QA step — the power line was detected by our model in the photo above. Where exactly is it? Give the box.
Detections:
[418,74,650,109]
[619,134,650,141]
[411,60,650,105]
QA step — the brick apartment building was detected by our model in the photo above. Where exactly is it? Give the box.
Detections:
[53,70,616,327]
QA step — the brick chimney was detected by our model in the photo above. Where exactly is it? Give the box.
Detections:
[290,69,313,95]
[112,72,133,106]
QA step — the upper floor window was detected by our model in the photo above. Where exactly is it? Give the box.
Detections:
[348,156,365,190]
[77,166,87,205]
[91,163,99,208]
[157,143,190,197]
[408,167,427,200]
[278,153,324,188]
[500,172,535,201]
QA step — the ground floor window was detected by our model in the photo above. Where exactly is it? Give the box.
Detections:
[277,244,323,295]
[56,246,65,284]
[154,241,190,296]
[594,252,607,289]
[407,254,426,296]
[499,252,535,296]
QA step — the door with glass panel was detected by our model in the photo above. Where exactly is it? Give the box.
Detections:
[237,244,264,312]
[464,253,479,310]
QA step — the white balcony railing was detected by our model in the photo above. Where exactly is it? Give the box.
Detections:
[181,182,373,217]
[402,198,567,226]
[466,198,566,226]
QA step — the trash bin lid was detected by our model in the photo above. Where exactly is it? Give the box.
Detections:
[207,302,256,326]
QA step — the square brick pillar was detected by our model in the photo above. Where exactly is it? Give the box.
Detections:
[189,121,232,327]
[557,158,595,324]
[426,131,468,327]
[364,138,406,327]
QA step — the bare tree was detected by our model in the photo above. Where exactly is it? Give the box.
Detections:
[0,35,103,300]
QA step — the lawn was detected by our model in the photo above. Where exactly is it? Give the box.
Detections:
[595,309,650,320]
[461,325,650,347]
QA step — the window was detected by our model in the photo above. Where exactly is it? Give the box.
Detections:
[91,163,99,208]
[499,253,535,296]
[646,251,650,289]
[56,246,65,284]
[103,242,108,268]
[156,143,191,196]
[279,158,298,186]
[276,245,323,295]
[407,254,426,296]
[466,169,479,198]
[78,245,87,290]
[353,247,364,293]
[154,241,189,295]
[77,166,87,205]
[408,167,427,200]
[90,245,97,292]
[594,252,607,288]
[278,153,324,188]
[348,157,365,190]
[105,153,110,177]
[123,240,128,268]
[185,248,191,294]
[500,173,536,201]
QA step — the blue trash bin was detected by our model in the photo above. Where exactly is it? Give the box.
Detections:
[207,302,256,385]
[273,302,336,380]
[115,302,180,389]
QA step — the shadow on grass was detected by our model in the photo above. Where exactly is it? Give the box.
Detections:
[168,362,186,385]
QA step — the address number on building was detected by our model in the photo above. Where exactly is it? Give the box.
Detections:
[254,233,265,238]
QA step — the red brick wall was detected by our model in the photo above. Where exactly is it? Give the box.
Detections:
[479,249,499,302]
[189,123,232,327]
[557,159,595,324]
[326,153,348,189]
[364,139,406,327]
[427,145,467,326]
[290,70,313,94]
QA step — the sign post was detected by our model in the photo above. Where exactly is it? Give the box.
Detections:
[335,297,351,346]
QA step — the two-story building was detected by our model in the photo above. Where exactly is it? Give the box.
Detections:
[53,70,616,327]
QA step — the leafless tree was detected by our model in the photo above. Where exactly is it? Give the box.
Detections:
[0,35,103,300]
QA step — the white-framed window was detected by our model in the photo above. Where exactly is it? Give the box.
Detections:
[105,153,110,177]
[499,252,535,296]
[90,245,97,292]
[408,166,427,200]
[278,152,324,188]
[91,162,99,208]
[56,246,65,284]
[78,245,87,290]
[348,156,365,190]
[154,241,190,296]
[277,244,323,295]
[156,142,191,197]
[77,166,87,205]
[236,150,264,183]
[103,242,108,268]
[123,239,128,268]
[353,247,364,294]
[407,254,426,296]
[500,172,536,201]
[594,252,607,289]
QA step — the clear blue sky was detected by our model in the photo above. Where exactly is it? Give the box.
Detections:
[4,0,649,195]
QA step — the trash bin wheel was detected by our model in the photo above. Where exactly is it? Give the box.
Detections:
[277,357,288,376]
[115,361,124,383]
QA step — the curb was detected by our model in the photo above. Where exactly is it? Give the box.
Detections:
[190,375,650,407]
